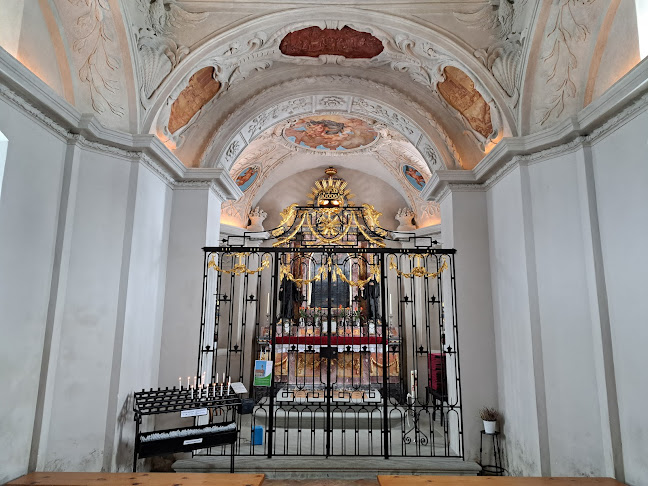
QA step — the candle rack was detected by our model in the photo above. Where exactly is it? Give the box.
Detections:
[133,386,242,472]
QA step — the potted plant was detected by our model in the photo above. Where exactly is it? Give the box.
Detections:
[479,407,499,434]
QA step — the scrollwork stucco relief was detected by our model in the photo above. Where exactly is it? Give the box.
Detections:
[537,0,598,125]
[134,0,208,106]
[456,0,530,109]
[63,0,124,117]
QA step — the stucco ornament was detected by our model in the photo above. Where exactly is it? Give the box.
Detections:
[537,0,598,126]
[64,0,125,117]
[395,208,417,231]
[135,0,208,105]
[456,0,530,109]
[247,207,268,232]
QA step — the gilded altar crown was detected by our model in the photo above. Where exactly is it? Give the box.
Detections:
[307,167,354,208]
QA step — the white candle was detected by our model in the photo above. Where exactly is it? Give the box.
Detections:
[389,294,392,316]
[193,376,196,387]
[220,383,223,396]
[216,372,219,384]
[201,371,206,386]
[266,293,270,315]
[191,386,194,400]
[187,376,190,388]
[178,377,182,389]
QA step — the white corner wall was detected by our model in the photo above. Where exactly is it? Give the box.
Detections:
[486,100,648,482]
[486,166,542,476]
[591,107,648,485]
[0,96,67,484]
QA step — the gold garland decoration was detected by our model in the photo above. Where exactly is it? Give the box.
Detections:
[388,255,448,279]
[208,253,270,276]
[280,262,330,286]
[281,258,379,289]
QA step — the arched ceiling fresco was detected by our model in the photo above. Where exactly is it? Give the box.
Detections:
[3,1,641,169]
[221,122,441,230]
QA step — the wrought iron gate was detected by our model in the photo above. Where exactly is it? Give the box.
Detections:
[195,243,462,459]
[193,168,462,459]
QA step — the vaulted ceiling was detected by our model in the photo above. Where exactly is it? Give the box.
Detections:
[1,0,642,198]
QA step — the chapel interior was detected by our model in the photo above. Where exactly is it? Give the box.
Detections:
[1,1,647,484]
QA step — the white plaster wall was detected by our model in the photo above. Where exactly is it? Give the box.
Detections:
[109,165,172,471]
[526,152,609,477]
[157,187,222,436]
[591,107,648,485]
[42,147,131,471]
[0,3,66,99]
[486,166,542,476]
[0,98,66,484]
[440,189,498,461]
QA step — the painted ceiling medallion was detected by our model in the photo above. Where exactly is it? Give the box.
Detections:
[438,66,493,138]
[279,26,384,59]
[283,115,379,151]
[168,67,220,134]
[235,166,259,192]
[402,165,426,191]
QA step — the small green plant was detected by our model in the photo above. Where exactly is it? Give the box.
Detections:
[479,407,499,421]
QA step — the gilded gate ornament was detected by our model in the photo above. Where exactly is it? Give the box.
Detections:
[388,255,448,278]
[208,252,270,275]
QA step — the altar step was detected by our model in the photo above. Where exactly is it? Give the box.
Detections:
[173,456,481,479]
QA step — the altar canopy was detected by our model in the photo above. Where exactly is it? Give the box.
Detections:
[195,168,463,459]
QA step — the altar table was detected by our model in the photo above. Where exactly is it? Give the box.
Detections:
[7,472,265,486]
[377,476,623,486]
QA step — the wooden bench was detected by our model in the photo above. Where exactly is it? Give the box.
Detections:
[7,472,265,486]
[378,476,624,486]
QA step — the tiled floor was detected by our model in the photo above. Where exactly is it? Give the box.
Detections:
[264,480,378,486]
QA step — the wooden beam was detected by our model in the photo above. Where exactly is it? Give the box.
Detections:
[378,476,623,486]
[7,472,265,486]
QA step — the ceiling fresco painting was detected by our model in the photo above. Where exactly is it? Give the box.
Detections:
[168,67,220,134]
[283,115,379,151]
[438,66,493,138]
[279,26,384,59]
[235,166,260,192]
[402,165,426,191]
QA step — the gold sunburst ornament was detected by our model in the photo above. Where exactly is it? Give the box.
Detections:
[272,167,387,247]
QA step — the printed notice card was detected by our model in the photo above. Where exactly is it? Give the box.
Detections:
[253,360,272,387]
